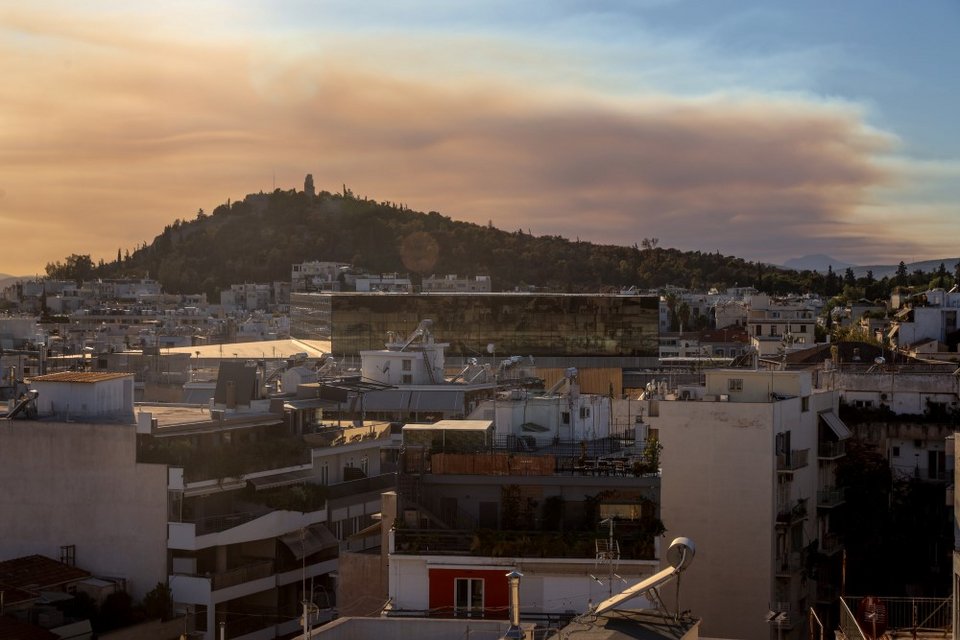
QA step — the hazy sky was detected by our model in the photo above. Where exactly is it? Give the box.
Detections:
[2,1,958,275]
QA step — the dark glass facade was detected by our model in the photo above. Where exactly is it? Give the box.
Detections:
[290,292,658,358]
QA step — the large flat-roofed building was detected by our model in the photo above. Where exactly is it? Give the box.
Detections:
[289,292,659,362]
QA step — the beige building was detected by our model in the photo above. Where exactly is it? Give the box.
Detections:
[645,369,848,640]
[747,295,817,356]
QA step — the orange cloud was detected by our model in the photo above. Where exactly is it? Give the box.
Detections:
[0,7,936,276]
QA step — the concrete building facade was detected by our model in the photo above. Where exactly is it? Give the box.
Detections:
[646,369,848,640]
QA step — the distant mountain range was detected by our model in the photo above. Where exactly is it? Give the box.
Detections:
[0,273,23,289]
[783,254,960,279]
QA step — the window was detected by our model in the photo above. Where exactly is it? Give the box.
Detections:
[801,397,810,412]
[402,359,412,371]
[799,325,807,333]
[60,545,76,567]
[728,378,743,392]
[561,411,570,424]
[454,578,484,617]
[892,446,900,457]
[401,374,413,384]
[580,406,590,419]
[320,461,329,485]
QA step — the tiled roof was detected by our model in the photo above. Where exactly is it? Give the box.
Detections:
[0,555,90,590]
[0,616,60,640]
[25,371,133,384]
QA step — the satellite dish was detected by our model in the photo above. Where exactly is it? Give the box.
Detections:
[487,343,495,354]
[666,537,695,569]
[874,356,885,365]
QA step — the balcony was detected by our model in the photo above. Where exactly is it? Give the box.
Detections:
[777,449,809,472]
[775,552,802,577]
[820,532,842,556]
[767,602,797,629]
[776,500,807,526]
[818,440,847,460]
[139,432,312,484]
[840,596,953,639]
[211,558,276,591]
[394,527,658,560]
[817,487,846,508]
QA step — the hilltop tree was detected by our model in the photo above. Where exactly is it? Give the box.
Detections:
[896,261,908,286]
[45,254,94,283]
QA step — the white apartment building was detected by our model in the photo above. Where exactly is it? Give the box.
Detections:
[291,261,349,293]
[645,369,849,640]
[747,295,817,356]
[1,370,396,640]
[422,274,492,292]
[888,288,960,355]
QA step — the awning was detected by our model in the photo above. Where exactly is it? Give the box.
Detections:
[280,524,339,559]
[247,469,316,491]
[283,399,337,411]
[347,520,381,541]
[819,411,851,440]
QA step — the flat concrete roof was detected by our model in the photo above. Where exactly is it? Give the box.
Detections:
[164,338,331,359]
[402,419,492,431]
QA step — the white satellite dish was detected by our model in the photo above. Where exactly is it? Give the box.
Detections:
[487,343,495,354]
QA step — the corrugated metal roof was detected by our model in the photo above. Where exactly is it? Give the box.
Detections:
[25,371,133,384]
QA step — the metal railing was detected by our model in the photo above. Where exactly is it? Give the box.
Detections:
[818,440,847,459]
[817,487,845,508]
[187,508,270,535]
[777,448,810,471]
[840,596,953,635]
[326,472,397,500]
[775,552,802,576]
[211,558,275,591]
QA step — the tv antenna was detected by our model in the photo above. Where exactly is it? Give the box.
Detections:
[593,517,622,597]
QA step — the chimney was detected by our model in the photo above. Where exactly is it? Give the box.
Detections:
[503,570,524,639]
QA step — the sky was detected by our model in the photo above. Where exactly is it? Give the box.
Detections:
[1,0,959,276]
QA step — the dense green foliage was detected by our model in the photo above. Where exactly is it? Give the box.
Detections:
[46,187,959,298]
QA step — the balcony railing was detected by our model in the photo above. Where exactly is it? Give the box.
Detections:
[211,558,275,591]
[820,532,842,555]
[769,602,795,628]
[817,487,845,508]
[189,510,267,535]
[775,552,802,577]
[777,449,809,472]
[394,528,658,560]
[776,500,807,525]
[326,472,397,500]
[818,440,847,459]
[840,596,953,637]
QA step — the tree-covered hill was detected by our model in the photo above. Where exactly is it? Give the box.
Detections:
[45,186,948,299]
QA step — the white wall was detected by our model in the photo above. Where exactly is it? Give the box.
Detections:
[653,398,776,640]
[0,421,168,599]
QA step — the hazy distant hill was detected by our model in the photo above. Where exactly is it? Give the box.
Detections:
[853,258,960,280]
[44,186,957,298]
[783,255,960,281]
[782,254,856,273]
[61,187,782,296]
[0,274,23,289]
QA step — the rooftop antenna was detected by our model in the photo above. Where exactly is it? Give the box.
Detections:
[594,517,621,597]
